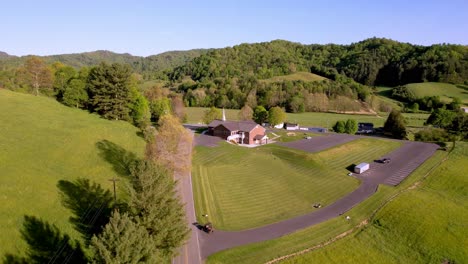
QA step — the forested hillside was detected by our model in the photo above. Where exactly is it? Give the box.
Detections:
[0,49,210,78]
[170,38,468,86]
[1,38,467,114]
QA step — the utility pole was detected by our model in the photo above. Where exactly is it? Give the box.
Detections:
[109,176,120,206]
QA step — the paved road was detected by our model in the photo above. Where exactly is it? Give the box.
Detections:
[173,131,202,264]
[197,140,439,259]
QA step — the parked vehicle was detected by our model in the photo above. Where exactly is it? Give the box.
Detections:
[379,158,391,164]
[204,223,214,233]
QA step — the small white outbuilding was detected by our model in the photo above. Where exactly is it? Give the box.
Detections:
[354,163,370,174]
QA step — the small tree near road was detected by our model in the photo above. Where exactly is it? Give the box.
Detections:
[384,109,407,139]
[333,120,346,133]
[345,119,358,134]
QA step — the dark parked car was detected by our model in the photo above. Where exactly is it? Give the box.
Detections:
[379,158,391,164]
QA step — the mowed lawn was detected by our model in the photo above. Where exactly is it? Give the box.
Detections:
[185,107,428,128]
[0,90,145,257]
[282,142,468,264]
[405,82,468,104]
[206,147,448,264]
[192,138,401,230]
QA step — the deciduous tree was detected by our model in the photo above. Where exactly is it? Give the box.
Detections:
[20,56,53,96]
[333,120,346,133]
[268,106,286,126]
[345,119,358,134]
[202,107,222,124]
[238,105,253,121]
[384,109,407,139]
[253,106,269,124]
[145,114,193,175]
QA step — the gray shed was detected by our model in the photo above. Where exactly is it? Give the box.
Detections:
[354,163,370,174]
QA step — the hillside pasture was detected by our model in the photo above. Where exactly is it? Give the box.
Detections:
[405,82,468,104]
[0,90,145,257]
[192,138,401,230]
[261,72,326,83]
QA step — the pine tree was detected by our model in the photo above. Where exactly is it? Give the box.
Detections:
[87,63,133,121]
[333,120,346,133]
[128,160,190,258]
[91,210,159,264]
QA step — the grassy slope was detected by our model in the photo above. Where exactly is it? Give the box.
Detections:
[260,72,326,83]
[405,82,468,104]
[283,142,468,264]
[206,147,448,263]
[0,90,145,257]
[374,87,403,110]
[186,107,428,128]
[192,138,401,230]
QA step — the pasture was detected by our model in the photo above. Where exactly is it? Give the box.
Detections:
[282,142,468,264]
[260,72,326,83]
[405,82,468,104]
[192,138,401,230]
[205,147,449,264]
[185,107,428,128]
[0,90,145,257]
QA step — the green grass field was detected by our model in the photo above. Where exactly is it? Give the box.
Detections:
[206,147,449,264]
[282,142,467,264]
[0,90,145,257]
[261,72,326,83]
[374,87,404,110]
[192,138,401,230]
[186,107,428,128]
[405,82,468,104]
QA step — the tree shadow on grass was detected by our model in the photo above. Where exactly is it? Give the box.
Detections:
[346,164,357,172]
[57,178,114,244]
[96,140,138,178]
[3,216,87,264]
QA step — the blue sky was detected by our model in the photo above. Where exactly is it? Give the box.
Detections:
[1,0,467,56]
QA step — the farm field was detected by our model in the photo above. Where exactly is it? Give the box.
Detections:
[260,72,326,83]
[282,142,468,264]
[186,107,429,128]
[205,147,449,264]
[0,90,145,257]
[405,82,468,104]
[192,138,401,230]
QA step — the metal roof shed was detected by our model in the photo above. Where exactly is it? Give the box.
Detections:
[354,163,370,174]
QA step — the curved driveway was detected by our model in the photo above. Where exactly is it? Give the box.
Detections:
[197,140,439,259]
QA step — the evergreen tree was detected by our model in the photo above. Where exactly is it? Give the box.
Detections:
[128,160,189,258]
[130,91,151,128]
[87,63,134,120]
[384,110,407,139]
[91,210,159,264]
[345,119,358,134]
[333,120,346,133]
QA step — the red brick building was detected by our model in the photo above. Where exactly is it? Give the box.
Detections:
[208,120,268,145]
